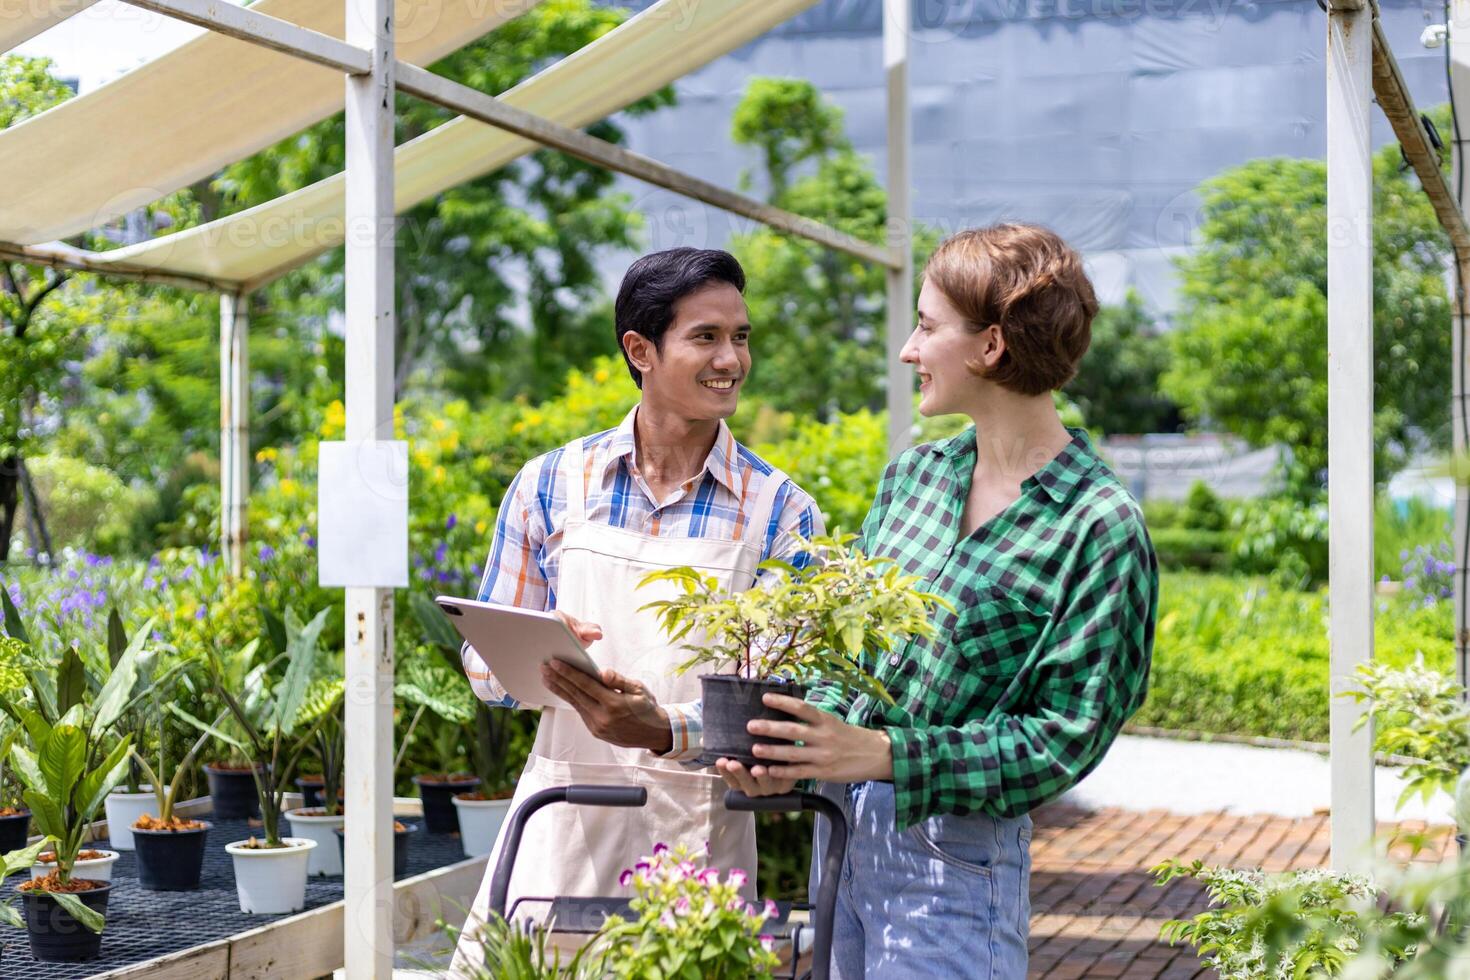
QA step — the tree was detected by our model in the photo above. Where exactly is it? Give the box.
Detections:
[1065,290,1180,435]
[0,56,86,561]
[727,78,935,418]
[1162,112,1454,494]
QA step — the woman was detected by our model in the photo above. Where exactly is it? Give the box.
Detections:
[717,224,1159,979]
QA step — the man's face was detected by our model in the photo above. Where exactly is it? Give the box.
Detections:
[635,283,751,421]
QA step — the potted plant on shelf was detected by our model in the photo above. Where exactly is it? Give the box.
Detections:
[398,607,482,834]
[8,628,145,962]
[639,533,948,766]
[99,609,183,852]
[406,594,523,855]
[0,697,31,855]
[284,678,347,877]
[173,607,331,914]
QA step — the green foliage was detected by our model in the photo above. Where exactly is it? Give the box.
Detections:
[1163,114,1455,495]
[441,908,604,980]
[1228,495,1329,589]
[17,455,157,557]
[0,837,53,928]
[1132,573,1452,742]
[596,844,781,980]
[1064,291,1179,435]
[752,409,889,534]
[1346,659,1470,811]
[1376,499,1452,583]
[640,533,949,704]
[1152,859,1416,979]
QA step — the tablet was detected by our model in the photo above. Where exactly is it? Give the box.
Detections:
[435,596,602,709]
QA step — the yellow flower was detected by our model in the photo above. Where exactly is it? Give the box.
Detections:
[255,447,279,464]
[475,520,488,535]
[594,368,610,384]
[431,418,447,433]
[433,465,446,485]
[280,478,298,498]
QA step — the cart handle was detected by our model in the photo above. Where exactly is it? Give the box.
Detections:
[724,790,846,980]
[489,784,648,916]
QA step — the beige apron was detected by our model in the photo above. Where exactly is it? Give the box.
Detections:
[451,437,787,973]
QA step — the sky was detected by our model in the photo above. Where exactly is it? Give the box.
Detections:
[14,2,213,93]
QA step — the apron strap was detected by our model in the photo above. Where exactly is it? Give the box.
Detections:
[742,466,791,553]
[562,438,588,524]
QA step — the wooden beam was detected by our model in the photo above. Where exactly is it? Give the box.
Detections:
[394,62,900,272]
[1327,0,1376,872]
[883,0,915,456]
[1369,16,1470,262]
[117,0,371,75]
[0,240,226,293]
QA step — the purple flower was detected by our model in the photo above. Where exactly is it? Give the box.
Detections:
[446,514,458,531]
[258,545,275,562]
[434,542,448,564]
[618,869,633,887]
[652,843,669,856]
[195,605,207,620]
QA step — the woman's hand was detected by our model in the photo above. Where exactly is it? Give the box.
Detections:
[715,693,894,794]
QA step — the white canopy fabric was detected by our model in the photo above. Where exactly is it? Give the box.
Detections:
[4,0,818,288]
[0,0,100,54]
[0,0,541,245]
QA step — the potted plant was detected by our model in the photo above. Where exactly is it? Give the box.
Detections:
[173,607,331,914]
[0,708,31,855]
[284,678,347,877]
[639,533,948,765]
[406,594,522,856]
[332,818,418,879]
[126,664,222,892]
[397,627,481,833]
[100,609,174,852]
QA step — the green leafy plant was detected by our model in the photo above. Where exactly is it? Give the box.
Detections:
[295,677,346,816]
[1346,659,1470,811]
[127,659,224,827]
[639,532,949,705]
[170,607,332,846]
[1152,859,1419,979]
[395,650,478,781]
[438,908,604,980]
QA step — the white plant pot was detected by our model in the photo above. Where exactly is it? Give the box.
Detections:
[453,794,513,858]
[104,786,167,850]
[225,837,317,914]
[285,808,346,877]
[31,848,120,883]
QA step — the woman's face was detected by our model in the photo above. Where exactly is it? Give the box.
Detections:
[901,278,999,418]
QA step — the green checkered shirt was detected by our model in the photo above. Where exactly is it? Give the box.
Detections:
[811,426,1158,829]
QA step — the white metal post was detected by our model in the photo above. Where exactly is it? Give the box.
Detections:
[219,291,249,577]
[342,0,395,971]
[1450,0,1470,692]
[1326,0,1375,871]
[884,0,914,456]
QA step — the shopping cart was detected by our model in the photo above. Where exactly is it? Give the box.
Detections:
[488,784,848,980]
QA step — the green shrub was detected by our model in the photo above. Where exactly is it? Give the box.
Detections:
[1133,573,1452,742]
[1375,496,1451,581]
[1148,527,1233,572]
[20,453,157,555]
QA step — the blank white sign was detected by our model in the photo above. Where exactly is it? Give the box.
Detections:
[317,440,409,588]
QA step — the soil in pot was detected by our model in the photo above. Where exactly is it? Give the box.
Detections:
[32,850,119,883]
[19,877,111,962]
[204,762,264,820]
[0,808,30,853]
[104,786,164,851]
[698,674,809,767]
[132,816,210,891]
[412,773,480,833]
[333,821,415,877]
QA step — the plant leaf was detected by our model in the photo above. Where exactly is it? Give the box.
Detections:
[274,608,329,736]
[0,588,28,645]
[54,649,84,716]
[106,609,127,670]
[21,788,64,841]
[166,704,249,753]
[39,725,85,804]
[2,836,51,876]
[90,617,155,736]
[50,890,105,934]
[75,735,132,822]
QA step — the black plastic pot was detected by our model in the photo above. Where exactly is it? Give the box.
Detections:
[133,821,210,890]
[698,674,808,767]
[204,763,262,820]
[22,881,111,962]
[334,822,416,877]
[412,774,479,833]
[0,810,30,854]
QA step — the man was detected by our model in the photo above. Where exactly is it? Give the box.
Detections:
[450,248,823,973]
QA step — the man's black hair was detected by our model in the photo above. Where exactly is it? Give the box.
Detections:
[614,248,746,388]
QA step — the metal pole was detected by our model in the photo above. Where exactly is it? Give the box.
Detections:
[1326,0,1375,872]
[342,0,395,969]
[219,292,249,578]
[1449,0,1470,692]
[884,0,914,456]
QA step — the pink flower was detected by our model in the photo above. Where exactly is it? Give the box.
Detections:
[660,908,677,930]
[760,935,775,952]
[619,869,633,888]
[652,842,669,856]
[698,868,720,886]
[763,899,778,919]
[674,896,691,917]
[727,868,748,889]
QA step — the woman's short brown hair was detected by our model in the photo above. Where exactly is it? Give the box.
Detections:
[923,223,1098,396]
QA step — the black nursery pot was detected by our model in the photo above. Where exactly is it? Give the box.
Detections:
[334,823,416,877]
[295,776,324,810]
[698,674,809,768]
[204,763,262,820]
[133,822,211,891]
[0,809,30,853]
[412,775,480,833]
[23,881,111,962]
